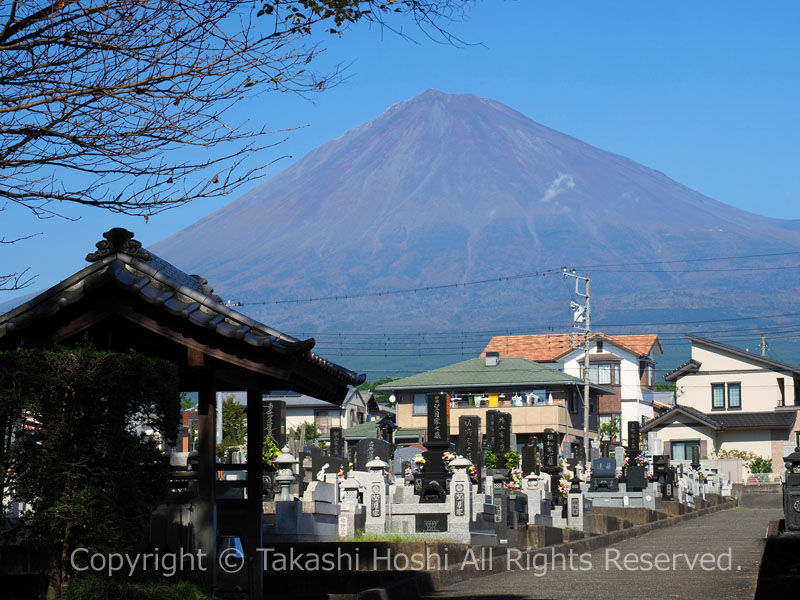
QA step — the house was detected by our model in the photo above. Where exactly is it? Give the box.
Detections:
[481,332,665,444]
[642,334,800,472]
[377,354,608,451]
[266,388,375,435]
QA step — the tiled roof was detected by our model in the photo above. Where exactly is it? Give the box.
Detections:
[642,405,796,433]
[376,357,610,391]
[481,333,662,362]
[0,228,364,402]
[714,412,797,429]
[663,359,702,382]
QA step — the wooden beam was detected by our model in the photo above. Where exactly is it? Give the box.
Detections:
[196,370,217,592]
[115,305,291,380]
[246,389,264,600]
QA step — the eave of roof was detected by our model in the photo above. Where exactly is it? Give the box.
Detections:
[641,405,722,433]
[376,357,613,394]
[642,405,796,432]
[663,359,702,382]
[0,228,364,402]
[686,335,800,376]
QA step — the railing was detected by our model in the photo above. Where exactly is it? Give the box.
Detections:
[449,398,561,409]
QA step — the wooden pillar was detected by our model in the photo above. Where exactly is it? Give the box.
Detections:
[246,389,264,600]
[196,370,217,592]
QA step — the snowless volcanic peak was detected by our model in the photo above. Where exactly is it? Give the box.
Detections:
[153,89,800,332]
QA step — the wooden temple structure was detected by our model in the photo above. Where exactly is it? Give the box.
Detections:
[0,228,364,598]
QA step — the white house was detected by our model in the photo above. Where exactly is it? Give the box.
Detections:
[482,332,666,444]
[268,388,375,434]
[642,335,800,472]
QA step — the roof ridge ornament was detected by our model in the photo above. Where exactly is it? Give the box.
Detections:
[86,228,151,262]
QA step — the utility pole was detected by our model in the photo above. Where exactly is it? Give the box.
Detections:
[760,332,767,357]
[563,267,591,463]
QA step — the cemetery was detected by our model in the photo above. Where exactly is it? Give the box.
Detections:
[0,229,763,600]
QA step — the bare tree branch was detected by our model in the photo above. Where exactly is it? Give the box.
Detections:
[0,0,473,291]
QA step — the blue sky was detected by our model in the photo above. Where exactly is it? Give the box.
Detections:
[4,1,800,301]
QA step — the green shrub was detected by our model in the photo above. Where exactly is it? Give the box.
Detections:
[503,449,521,470]
[483,448,497,469]
[62,575,211,600]
[747,456,773,473]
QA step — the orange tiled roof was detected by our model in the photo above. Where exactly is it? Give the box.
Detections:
[482,333,662,361]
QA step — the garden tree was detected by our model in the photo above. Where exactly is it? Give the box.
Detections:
[217,394,247,459]
[0,0,473,291]
[598,416,620,442]
[1,347,180,599]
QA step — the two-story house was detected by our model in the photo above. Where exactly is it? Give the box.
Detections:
[481,333,665,444]
[378,354,607,452]
[642,335,800,472]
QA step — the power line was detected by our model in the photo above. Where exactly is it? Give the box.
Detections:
[229,250,800,307]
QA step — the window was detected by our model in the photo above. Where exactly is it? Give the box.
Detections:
[614,364,620,385]
[597,340,604,352]
[568,391,577,413]
[599,414,612,427]
[648,364,654,387]
[712,384,725,410]
[778,378,786,407]
[671,440,700,461]
[413,393,427,416]
[582,363,613,385]
[314,410,333,434]
[727,383,741,409]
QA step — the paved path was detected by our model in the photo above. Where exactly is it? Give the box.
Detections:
[424,499,781,600]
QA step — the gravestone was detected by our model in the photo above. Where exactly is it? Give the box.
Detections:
[542,430,559,470]
[493,412,512,456]
[311,456,348,482]
[356,438,393,472]
[589,457,619,492]
[303,445,324,459]
[485,410,498,450]
[457,416,482,464]
[563,440,573,460]
[415,393,452,501]
[329,427,345,458]
[627,421,640,452]
[348,444,357,467]
[626,465,647,492]
[427,393,450,446]
[614,446,626,469]
[457,415,483,491]
[542,429,561,508]
[521,445,540,476]
[262,399,286,447]
[691,444,701,468]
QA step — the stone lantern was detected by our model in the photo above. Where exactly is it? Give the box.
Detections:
[274,446,298,502]
[783,446,800,531]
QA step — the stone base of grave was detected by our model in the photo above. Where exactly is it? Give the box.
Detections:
[263,499,340,543]
[583,482,662,511]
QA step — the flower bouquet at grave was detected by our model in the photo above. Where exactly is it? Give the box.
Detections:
[647,472,656,482]
[504,468,523,492]
[467,464,478,484]
[262,436,281,468]
[411,453,426,474]
[558,478,570,497]
[634,453,648,467]
[337,465,346,484]
[442,451,456,471]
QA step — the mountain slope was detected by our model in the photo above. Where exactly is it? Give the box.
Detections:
[153,89,800,334]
